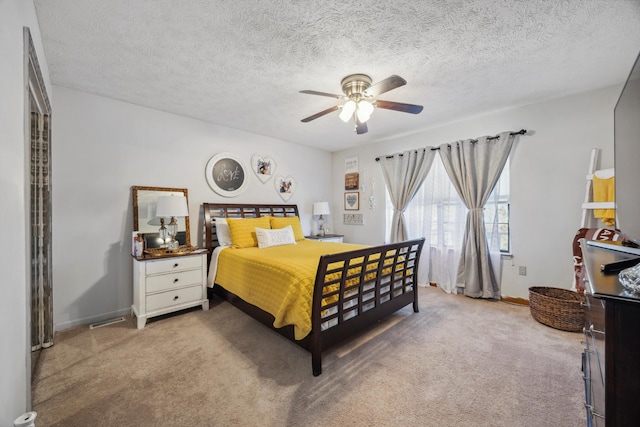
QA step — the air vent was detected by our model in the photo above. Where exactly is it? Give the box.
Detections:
[89,317,126,329]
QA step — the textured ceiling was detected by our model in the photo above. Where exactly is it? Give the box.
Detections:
[34,0,640,152]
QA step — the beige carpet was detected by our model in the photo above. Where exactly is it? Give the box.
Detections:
[32,287,586,426]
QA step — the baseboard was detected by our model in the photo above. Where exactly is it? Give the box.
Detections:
[500,296,529,306]
[423,282,528,305]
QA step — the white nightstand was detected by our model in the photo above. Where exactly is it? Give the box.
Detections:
[132,251,209,329]
[306,234,344,243]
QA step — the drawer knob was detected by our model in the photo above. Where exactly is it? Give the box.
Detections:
[173,295,179,301]
[173,278,179,283]
[173,263,179,268]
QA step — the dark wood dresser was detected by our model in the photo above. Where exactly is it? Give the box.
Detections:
[581,241,640,427]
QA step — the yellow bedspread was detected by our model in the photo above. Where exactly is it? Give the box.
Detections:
[214,240,368,340]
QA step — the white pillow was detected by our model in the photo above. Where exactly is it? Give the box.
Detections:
[255,225,297,249]
[215,217,232,247]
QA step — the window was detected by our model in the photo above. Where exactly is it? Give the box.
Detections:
[484,164,510,253]
[484,200,510,253]
[385,155,511,253]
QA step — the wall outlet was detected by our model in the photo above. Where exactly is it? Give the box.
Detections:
[518,266,527,276]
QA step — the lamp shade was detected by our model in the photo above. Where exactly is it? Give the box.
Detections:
[339,100,357,123]
[146,203,166,226]
[313,202,331,216]
[357,100,374,123]
[155,195,189,218]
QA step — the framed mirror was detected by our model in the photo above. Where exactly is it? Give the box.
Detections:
[132,186,191,248]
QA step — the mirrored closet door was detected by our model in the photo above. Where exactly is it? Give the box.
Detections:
[26,28,53,375]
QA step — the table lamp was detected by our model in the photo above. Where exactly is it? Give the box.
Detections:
[156,195,189,251]
[313,202,330,236]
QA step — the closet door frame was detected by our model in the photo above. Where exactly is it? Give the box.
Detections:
[24,26,53,407]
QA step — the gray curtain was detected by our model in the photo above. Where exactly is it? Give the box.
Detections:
[379,148,436,242]
[438,132,517,298]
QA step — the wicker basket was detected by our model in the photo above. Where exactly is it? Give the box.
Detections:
[528,286,586,332]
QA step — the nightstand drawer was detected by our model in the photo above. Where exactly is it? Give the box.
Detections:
[146,285,203,312]
[145,269,203,294]
[318,236,343,243]
[145,255,202,275]
[306,234,344,243]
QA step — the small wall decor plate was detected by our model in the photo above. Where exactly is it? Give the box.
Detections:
[251,154,276,183]
[275,175,296,202]
[205,152,249,197]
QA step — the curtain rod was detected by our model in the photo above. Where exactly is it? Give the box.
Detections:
[374,129,527,161]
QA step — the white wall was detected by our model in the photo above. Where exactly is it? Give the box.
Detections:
[52,86,333,330]
[332,86,619,299]
[0,0,52,422]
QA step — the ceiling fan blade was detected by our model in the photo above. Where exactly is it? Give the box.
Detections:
[301,105,339,122]
[355,118,368,134]
[299,90,344,99]
[364,75,407,97]
[375,100,423,114]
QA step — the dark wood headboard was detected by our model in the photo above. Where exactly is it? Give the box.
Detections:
[202,203,299,263]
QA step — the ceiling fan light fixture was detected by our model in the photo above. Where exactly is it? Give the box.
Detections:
[339,100,356,122]
[300,74,423,135]
[356,100,374,123]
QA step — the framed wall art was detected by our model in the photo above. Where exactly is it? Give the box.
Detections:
[344,213,364,225]
[205,152,249,197]
[251,154,276,183]
[275,175,296,202]
[345,156,358,174]
[344,192,359,210]
[345,172,359,190]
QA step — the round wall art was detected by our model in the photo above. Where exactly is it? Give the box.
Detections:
[205,152,249,197]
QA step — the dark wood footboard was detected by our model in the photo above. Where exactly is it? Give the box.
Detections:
[310,238,424,375]
[202,202,425,375]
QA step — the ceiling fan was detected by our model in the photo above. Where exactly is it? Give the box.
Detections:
[300,74,423,135]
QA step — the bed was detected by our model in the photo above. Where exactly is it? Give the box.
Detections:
[203,202,425,375]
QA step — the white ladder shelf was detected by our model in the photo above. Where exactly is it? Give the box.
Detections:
[580,148,615,228]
